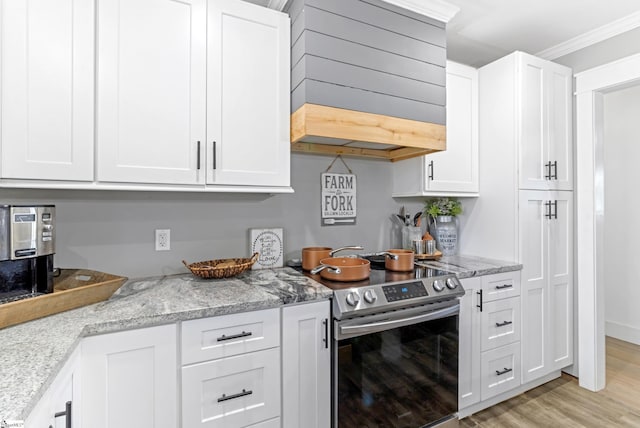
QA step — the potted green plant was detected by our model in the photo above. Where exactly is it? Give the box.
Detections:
[424,197,462,255]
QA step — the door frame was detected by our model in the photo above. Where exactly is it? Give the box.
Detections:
[575,52,640,391]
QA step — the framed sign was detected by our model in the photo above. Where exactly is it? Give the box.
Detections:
[321,172,357,226]
[249,228,284,269]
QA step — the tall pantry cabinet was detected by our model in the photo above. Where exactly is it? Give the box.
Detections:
[464,51,574,388]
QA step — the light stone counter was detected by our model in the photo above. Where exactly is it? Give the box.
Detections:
[415,254,522,278]
[0,267,330,423]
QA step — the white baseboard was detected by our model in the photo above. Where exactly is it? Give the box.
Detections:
[605,321,640,345]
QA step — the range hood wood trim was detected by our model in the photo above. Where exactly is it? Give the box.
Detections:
[290,103,446,161]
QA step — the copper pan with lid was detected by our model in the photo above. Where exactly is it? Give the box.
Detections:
[310,257,371,282]
[301,245,363,271]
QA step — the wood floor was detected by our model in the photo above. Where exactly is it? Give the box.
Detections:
[461,337,640,427]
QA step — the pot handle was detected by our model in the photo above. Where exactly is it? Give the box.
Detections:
[329,245,364,256]
[310,264,342,275]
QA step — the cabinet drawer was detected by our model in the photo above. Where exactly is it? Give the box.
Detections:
[182,347,280,428]
[482,271,520,302]
[182,308,280,365]
[481,297,521,351]
[480,342,521,400]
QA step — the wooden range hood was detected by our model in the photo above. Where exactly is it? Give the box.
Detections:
[291,104,446,162]
[285,0,459,162]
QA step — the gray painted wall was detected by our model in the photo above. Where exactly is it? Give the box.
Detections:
[0,154,426,279]
[555,27,640,73]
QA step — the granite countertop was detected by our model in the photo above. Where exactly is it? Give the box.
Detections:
[415,254,522,278]
[0,267,331,423]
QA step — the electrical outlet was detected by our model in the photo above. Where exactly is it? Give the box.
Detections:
[155,229,171,251]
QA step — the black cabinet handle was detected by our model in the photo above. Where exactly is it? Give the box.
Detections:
[476,289,483,312]
[428,160,434,180]
[495,320,513,327]
[322,318,328,349]
[54,401,72,428]
[213,141,217,170]
[217,331,252,342]
[552,161,558,180]
[552,200,558,219]
[218,389,253,403]
[544,200,552,219]
[495,284,513,290]
[544,161,552,180]
[496,367,513,376]
[196,141,201,170]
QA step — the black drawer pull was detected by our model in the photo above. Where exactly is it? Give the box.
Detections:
[496,320,513,327]
[218,389,253,403]
[54,401,72,428]
[476,289,483,312]
[495,284,513,290]
[217,331,252,342]
[496,367,513,376]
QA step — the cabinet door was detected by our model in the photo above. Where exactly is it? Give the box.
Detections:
[282,300,330,428]
[548,191,574,370]
[97,0,206,185]
[518,54,548,190]
[182,347,281,428]
[81,324,178,428]
[207,0,290,187]
[458,277,481,410]
[546,64,573,190]
[426,61,478,194]
[519,190,549,383]
[1,0,94,181]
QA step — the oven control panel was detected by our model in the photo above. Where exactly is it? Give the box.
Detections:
[382,281,428,302]
[333,274,465,320]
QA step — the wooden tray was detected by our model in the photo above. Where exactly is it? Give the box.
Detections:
[414,250,443,260]
[0,269,127,330]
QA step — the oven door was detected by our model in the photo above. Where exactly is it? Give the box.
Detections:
[333,301,459,428]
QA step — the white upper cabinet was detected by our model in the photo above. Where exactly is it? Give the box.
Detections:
[392,61,478,197]
[96,0,207,185]
[207,0,290,187]
[518,53,572,190]
[1,0,94,181]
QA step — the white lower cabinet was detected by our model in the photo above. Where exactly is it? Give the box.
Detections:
[25,346,80,428]
[181,308,282,428]
[458,271,522,412]
[182,348,281,428]
[80,324,178,428]
[282,300,331,428]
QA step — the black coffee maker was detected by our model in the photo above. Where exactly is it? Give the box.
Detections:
[0,205,55,303]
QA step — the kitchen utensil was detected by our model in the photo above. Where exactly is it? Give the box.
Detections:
[384,249,415,272]
[412,240,427,254]
[413,212,422,226]
[310,257,371,281]
[392,214,406,227]
[301,245,363,271]
[182,253,259,279]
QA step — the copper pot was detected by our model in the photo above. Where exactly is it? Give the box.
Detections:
[384,249,415,272]
[301,246,363,271]
[310,257,371,281]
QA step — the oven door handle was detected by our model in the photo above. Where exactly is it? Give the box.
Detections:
[338,303,459,338]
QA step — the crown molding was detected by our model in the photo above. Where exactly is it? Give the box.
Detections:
[268,0,289,11]
[537,10,640,60]
[379,0,460,23]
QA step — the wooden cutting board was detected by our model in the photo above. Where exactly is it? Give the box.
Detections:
[0,269,127,330]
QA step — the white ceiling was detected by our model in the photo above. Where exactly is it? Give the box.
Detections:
[249,0,640,68]
[444,0,640,67]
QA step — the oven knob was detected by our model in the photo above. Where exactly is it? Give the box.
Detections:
[446,277,460,289]
[363,289,377,304]
[346,291,361,307]
[433,279,445,292]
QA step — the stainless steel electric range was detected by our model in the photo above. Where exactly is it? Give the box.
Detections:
[299,258,464,428]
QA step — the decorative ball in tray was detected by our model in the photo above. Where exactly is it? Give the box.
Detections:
[182,253,259,279]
